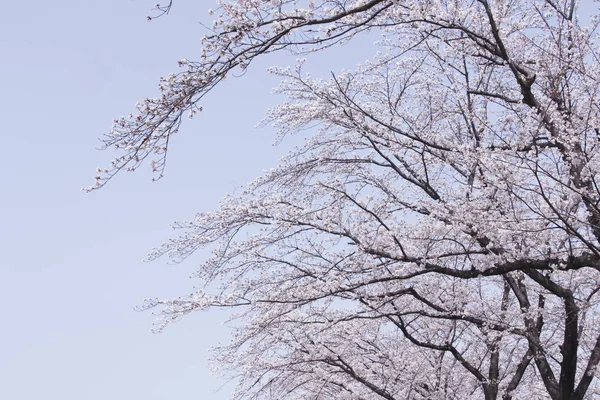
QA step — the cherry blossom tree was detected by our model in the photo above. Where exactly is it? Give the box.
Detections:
[94,1,600,399]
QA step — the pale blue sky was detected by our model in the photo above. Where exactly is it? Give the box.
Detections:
[0,1,366,399]
[0,1,285,399]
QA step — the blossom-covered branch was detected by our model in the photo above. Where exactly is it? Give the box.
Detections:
[99,1,600,399]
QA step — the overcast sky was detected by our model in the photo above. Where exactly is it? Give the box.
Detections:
[3,1,598,400]
[0,1,370,399]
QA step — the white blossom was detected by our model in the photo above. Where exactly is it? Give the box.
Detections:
[96,1,600,399]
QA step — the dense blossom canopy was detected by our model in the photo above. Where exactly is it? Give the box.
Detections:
[96,1,600,399]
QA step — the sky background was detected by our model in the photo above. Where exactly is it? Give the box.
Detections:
[3,1,598,400]
[0,1,367,399]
